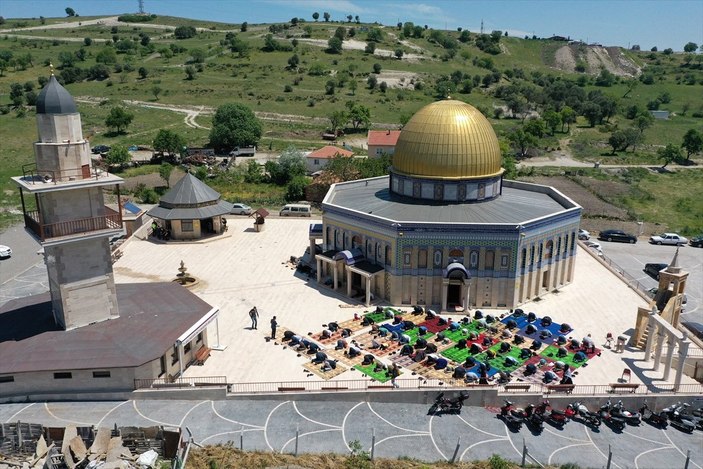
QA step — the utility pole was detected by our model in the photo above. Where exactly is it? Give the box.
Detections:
[138,0,145,14]
[480,19,484,34]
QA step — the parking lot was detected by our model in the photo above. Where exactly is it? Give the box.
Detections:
[596,236,703,325]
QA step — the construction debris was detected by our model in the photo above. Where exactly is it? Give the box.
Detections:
[0,424,180,469]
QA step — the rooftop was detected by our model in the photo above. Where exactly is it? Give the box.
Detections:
[324,176,576,225]
[307,145,353,159]
[367,130,401,147]
[0,282,214,373]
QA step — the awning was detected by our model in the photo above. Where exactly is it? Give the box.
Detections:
[349,260,385,276]
[444,262,469,279]
[309,223,323,236]
[333,248,364,265]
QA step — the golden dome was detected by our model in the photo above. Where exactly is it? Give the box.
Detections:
[393,100,503,180]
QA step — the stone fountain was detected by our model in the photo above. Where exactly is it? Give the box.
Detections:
[173,260,198,288]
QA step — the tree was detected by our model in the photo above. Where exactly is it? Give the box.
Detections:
[367,75,377,89]
[543,110,562,135]
[355,15,360,24]
[348,79,357,95]
[608,130,629,154]
[287,53,299,70]
[328,110,348,133]
[523,118,546,138]
[379,81,388,93]
[138,67,148,79]
[459,30,471,43]
[683,42,698,53]
[560,106,576,132]
[334,26,346,40]
[323,12,330,22]
[286,175,309,201]
[159,163,174,187]
[367,28,383,42]
[240,21,248,32]
[346,102,371,129]
[325,79,336,95]
[105,107,134,134]
[153,129,186,157]
[328,36,343,54]
[507,128,537,158]
[83,37,92,46]
[174,25,197,39]
[634,112,654,135]
[372,63,382,74]
[184,65,196,80]
[190,48,206,63]
[312,12,319,22]
[151,85,162,100]
[365,42,376,54]
[268,146,307,185]
[658,143,683,168]
[394,49,404,59]
[9,83,24,107]
[105,145,131,168]
[58,51,75,68]
[681,129,703,160]
[582,102,603,127]
[209,103,262,152]
[65,7,76,17]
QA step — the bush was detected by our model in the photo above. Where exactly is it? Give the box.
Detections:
[283,84,293,92]
[118,14,155,23]
[174,25,197,39]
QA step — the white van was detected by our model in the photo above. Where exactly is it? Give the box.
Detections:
[279,204,312,217]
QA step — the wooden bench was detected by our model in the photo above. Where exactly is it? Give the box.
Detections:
[278,386,306,392]
[609,383,640,393]
[546,384,575,394]
[194,347,212,365]
[503,383,531,392]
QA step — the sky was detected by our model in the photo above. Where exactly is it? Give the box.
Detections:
[1,0,702,51]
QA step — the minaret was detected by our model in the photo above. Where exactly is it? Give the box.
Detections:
[654,247,689,327]
[12,69,124,330]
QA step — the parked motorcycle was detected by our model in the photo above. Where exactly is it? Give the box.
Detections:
[499,400,524,430]
[679,403,703,430]
[567,401,602,427]
[611,400,641,425]
[639,400,668,428]
[501,400,543,431]
[536,400,571,426]
[599,400,626,430]
[662,402,695,433]
[428,391,469,414]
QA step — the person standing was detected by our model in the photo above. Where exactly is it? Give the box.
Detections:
[249,307,259,330]
[270,315,278,339]
[390,363,400,389]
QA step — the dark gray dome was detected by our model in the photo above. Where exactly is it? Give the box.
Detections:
[36,75,77,114]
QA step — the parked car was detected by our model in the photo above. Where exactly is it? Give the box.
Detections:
[578,229,590,240]
[688,234,703,248]
[643,262,668,280]
[91,144,111,154]
[598,229,637,243]
[0,245,11,258]
[649,233,688,246]
[280,204,311,217]
[230,203,252,215]
[682,322,703,341]
[583,240,603,255]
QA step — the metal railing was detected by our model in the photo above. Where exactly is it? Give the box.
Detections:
[21,162,107,184]
[134,376,228,390]
[24,207,122,241]
[578,240,652,298]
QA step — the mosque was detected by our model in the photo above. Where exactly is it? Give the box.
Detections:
[316,100,582,311]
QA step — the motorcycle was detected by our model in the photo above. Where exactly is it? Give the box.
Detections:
[599,400,626,430]
[611,400,641,425]
[428,391,469,414]
[499,400,524,430]
[663,402,696,433]
[536,400,572,426]
[639,400,668,428]
[679,403,703,430]
[567,401,601,427]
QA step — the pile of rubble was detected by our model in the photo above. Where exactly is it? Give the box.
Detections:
[0,423,180,469]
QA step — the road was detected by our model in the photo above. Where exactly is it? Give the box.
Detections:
[596,238,703,325]
[1,398,702,468]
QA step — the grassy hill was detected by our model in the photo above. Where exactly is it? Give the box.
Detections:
[0,15,701,232]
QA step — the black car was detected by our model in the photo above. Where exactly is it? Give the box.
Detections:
[598,229,637,243]
[690,235,703,248]
[643,263,667,280]
[92,144,111,154]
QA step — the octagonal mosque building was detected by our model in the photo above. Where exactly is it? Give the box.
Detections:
[316,100,582,311]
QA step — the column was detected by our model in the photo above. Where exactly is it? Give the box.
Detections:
[316,258,322,284]
[346,267,352,297]
[644,308,658,361]
[365,275,371,306]
[674,335,690,391]
[333,263,338,291]
[663,337,676,381]
[462,281,469,312]
[441,279,448,313]
[653,330,665,372]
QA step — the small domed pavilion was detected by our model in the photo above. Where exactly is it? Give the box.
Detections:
[316,99,582,310]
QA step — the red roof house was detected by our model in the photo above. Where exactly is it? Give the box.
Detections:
[367,130,401,157]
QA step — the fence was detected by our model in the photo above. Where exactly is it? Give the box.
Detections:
[578,240,653,299]
[134,376,227,390]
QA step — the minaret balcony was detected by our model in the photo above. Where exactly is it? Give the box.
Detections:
[24,207,123,242]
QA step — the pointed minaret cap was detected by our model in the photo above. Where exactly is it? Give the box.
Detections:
[665,246,682,274]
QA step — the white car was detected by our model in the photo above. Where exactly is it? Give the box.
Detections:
[0,245,12,258]
[230,203,252,215]
[649,233,688,246]
[578,229,590,240]
[583,240,603,256]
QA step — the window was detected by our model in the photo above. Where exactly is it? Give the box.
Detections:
[469,251,479,268]
[171,345,179,365]
[385,245,391,266]
[538,243,543,260]
[160,356,166,376]
[563,234,569,254]
[530,246,535,266]
[93,371,111,378]
[556,237,562,257]
[352,235,362,249]
[54,372,72,380]
[418,249,427,268]
[485,251,495,270]
[403,250,412,266]
[545,240,553,259]
[184,343,192,354]
[0,376,14,383]
[434,250,442,267]
[521,249,527,268]
[314,158,320,165]
[197,332,203,343]
[501,255,509,268]
[181,220,194,232]
[570,232,576,251]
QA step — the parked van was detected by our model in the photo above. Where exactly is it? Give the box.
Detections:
[279,204,311,217]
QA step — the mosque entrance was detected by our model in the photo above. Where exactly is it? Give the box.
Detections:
[447,283,462,307]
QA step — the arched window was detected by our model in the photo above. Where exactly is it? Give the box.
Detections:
[485,251,495,270]
[375,243,380,263]
[352,235,362,249]
[434,250,442,267]
[469,250,479,268]
[530,246,535,266]
[538,243,543,261]
[545,240,553,259]
[449,248,464,264]
[418,249,427,268]
[385,245,392,266]
[521,248,527,268]
[563,233,569,254]
[334,230,339,249]
[326,226,332,249]
[556,237,561,257]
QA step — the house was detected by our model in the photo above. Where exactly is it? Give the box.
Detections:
[367,130,401,158]
[306,145,353,173]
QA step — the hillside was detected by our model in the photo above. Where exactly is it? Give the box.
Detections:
[0,14,702,232]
